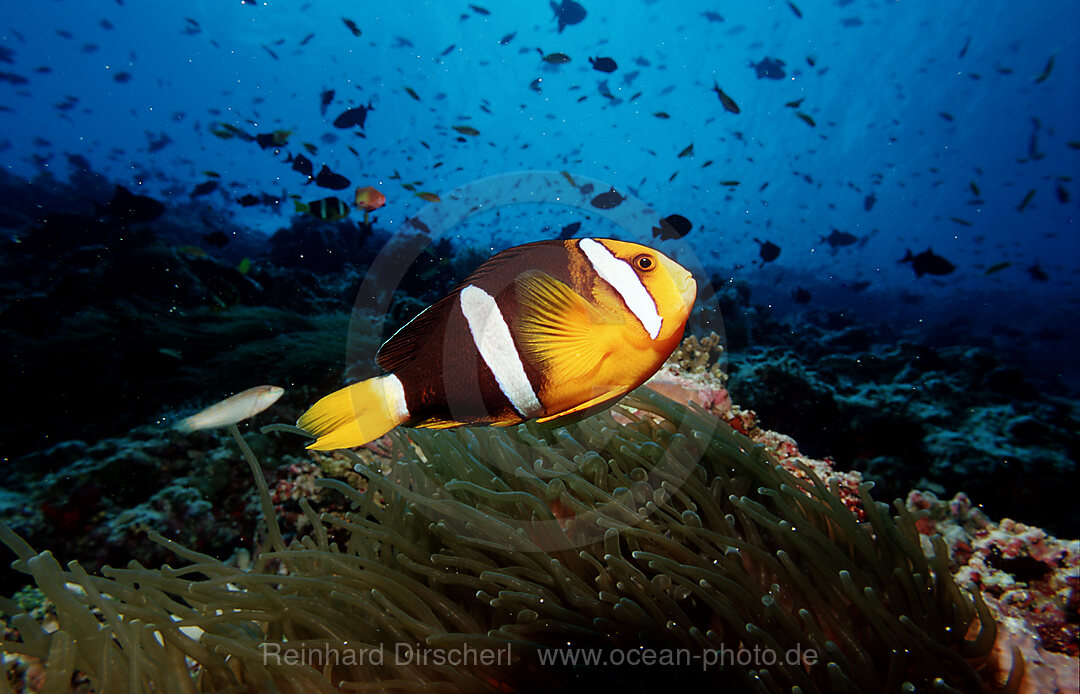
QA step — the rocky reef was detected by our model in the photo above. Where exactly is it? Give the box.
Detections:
[702,281,1080,536]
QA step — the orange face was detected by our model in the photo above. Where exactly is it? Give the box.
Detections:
[354,186,386,212]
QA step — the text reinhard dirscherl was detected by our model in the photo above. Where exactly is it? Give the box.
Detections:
[259,642,818,671]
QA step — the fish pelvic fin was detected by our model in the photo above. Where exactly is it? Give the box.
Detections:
[297,375,406,450]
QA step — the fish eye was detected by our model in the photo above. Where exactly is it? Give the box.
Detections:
[633,254,655,271]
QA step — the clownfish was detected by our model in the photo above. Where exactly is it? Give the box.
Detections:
[297,238,697,450]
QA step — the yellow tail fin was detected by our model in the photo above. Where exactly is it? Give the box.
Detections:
[297,376,405,450]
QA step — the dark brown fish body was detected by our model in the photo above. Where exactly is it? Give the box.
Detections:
[104,185,165,223]
[590,188,625,209]
[289,153,313,178]
[652,214,692,241]
[900,248,955,277]
[551,0,586,32]
[754,238,780,262]
[589,56,617,73]
[333,102,373,129]
[314,164,350,190]
[712,82,740,114]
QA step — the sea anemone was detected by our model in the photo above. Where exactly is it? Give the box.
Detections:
[0,389,1020,692]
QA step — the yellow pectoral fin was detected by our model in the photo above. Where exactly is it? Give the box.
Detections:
[514,271,625,384]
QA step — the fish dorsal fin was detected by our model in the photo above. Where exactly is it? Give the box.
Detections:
[377,241,571,373]
[514,271,623,384]
[375,292,458,372]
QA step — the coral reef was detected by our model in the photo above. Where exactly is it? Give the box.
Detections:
[1,389,1022,693]
[907,490,1079,693]
[725,336,1079,536]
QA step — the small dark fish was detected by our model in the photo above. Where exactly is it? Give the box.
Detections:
[551,0,586,33]
[792,287,811,304]
[320,89,335,116]
[785,97,805,108]
[864,192,876,211]
[255,129,291,149]
[677,143,694,158]
[1016,188,1035,212]
[754,238,780,263]
[333,102,374,129]
[958,36,971,59]
[499,32,516,45]
[299,33,315,46]
[237,194,260,207]
[900,248,955,277]
[202,231,230,248]
[439,44,456,57]
[796,112,816,127]
[191,180,219,197]
[404,86,421,101]
[589,56,617,73]
[540,51,571,64]
[0,71,29,85]
[821,228,858,249]
[712,82,740,114]
[750,57,786,80]
[113,71,132,83]
[289,153,314,179]
[1027,262,1048,281]
[969,181,981,197]
[342,18,362,37]
[654,111,671,119]
[453,125,480,136]
[939,111,954,122]
[262,45,279,60]
[103,185,165,224]
[408,217,431,234]
[529,78,542,93]
[984,261,1011,276]
[314,164,350,190]
[590,188,625,209]
[787,1,803,18]
[468,5,490,15]
[147,132,173,152]
[700,11,724,23]
[652,214,692,241]
[1033,54,1054,83]
[557,221,581,240]
[1056,183,1070,203]
[949,217,972,227]
[579,183,594,195]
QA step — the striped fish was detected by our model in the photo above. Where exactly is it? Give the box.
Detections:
[298,238,697,450]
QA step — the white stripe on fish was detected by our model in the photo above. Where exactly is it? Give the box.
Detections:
[459,284,543,417]
[578,238,662,339]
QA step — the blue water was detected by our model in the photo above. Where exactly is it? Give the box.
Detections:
[1,0,1077,384]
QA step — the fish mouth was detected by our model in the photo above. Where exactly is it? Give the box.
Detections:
[679,273,698,307]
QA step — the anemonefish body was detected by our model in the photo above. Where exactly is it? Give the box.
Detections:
[298,238,697,450]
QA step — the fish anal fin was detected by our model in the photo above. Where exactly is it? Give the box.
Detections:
[535,387,625,424]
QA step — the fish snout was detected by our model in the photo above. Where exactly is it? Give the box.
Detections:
[679,271,698,308]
